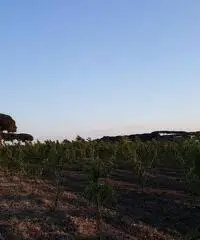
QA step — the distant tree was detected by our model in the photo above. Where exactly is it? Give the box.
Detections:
[0,113,17,145]
[1,132,34,143]
[1,132,16,142]
[16,133,34,142]
[0,113,17,133]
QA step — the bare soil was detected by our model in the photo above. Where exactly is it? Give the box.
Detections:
[0,165,199,240]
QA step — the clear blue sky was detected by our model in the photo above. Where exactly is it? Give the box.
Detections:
[1,0,200,140]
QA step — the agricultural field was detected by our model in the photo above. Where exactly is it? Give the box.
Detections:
[0,138,200,239]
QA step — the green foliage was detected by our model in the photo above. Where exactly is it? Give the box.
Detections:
[1,136,200,238]
[0,137,199,183]
[83,154,116,238]
[84,180,115,207]
[0,136,199,198]
[194,149,200,178]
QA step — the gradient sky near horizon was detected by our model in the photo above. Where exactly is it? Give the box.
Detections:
[1,0,200,140]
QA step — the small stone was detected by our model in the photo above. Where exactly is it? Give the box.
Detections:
[0,233,5,240]
[121,215,135,225]
[12,176,20,182]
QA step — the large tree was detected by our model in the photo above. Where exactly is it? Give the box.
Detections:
[0,113,17,144]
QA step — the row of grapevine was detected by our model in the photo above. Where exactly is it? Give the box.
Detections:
[0,138,200,186]
[0,137,200,238]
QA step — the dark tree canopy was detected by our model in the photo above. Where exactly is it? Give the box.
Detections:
[1,132,16,142]
[95,130,200,143]
[1,133,34,142]
[0,113,17,133]
[0,113,34,144]
[16,133,34,142]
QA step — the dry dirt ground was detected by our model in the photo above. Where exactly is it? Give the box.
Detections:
[0,165,200,240]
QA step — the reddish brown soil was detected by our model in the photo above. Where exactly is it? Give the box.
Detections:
[0,166,199,240]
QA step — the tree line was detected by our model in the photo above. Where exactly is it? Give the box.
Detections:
[1,112,200,144]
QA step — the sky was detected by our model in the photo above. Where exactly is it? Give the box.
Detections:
[1,0,200,141]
